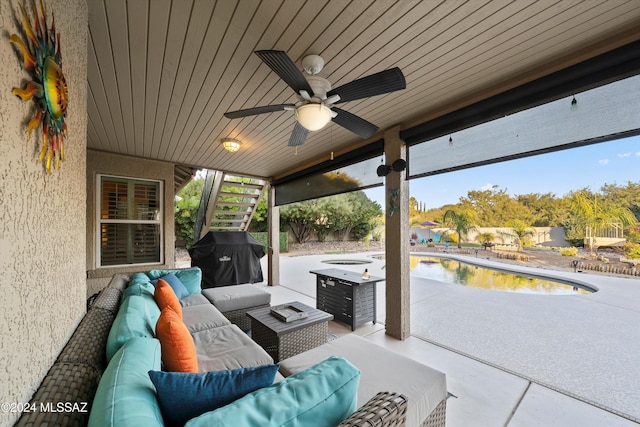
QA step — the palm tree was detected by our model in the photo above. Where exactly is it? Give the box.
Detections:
[476,232,495,249]
[568,191,636,251]
[498,220,536,251]
[442,209,478,249]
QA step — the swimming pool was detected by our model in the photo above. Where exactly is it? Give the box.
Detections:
[409,255,594,295]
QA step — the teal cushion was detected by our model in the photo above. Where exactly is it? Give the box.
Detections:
[158,272,190,300]
[147,268,202,295]
[129,272,152,287]
[106,295,160,361]
[185,356,360,427]
[123,282,155,300]
[88,337,164,427]
[149,364,279,427]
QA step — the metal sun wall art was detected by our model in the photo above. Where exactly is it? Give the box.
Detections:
[11,0,68,173]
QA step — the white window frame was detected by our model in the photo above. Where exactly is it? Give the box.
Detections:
[96,174,164,268]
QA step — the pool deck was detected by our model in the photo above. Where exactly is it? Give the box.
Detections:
[252,251,640,427]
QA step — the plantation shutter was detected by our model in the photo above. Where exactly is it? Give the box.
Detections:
[99,176,162,266]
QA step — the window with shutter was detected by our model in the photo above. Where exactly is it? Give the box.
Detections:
[98,175,163,267]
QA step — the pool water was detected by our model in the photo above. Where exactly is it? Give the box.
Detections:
[410,255,593,295]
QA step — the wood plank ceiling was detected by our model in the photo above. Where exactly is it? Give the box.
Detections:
[87,0,640,180]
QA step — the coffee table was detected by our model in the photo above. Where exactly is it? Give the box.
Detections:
[246,301,333,362]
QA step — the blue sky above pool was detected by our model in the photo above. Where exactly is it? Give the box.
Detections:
[364,135,639,209]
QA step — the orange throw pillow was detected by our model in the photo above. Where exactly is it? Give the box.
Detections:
[155,306,199,372]
[155,279,182,317]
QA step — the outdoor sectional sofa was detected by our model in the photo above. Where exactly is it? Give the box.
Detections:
[15,267,447,427]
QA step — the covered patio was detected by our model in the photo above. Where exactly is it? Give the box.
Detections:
[2,1,640,425]
[251,251,640,426]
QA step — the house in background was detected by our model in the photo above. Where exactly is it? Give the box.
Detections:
[1,1,639,424]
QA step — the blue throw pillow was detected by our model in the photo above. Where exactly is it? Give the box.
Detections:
[148,364,279,427]
[147,268,202,295]
[159,273,190,300]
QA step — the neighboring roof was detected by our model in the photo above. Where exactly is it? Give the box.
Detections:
[87,1,640,180]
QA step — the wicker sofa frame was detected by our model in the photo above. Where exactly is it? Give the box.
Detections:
[223,303,269,331]
[15,274,423,427]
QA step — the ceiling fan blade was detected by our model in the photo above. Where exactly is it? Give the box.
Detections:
[224,104,295,119]
[331,107,378,139]
[255,50,314,96]
[327,67,406,103]
[288,122,309,146]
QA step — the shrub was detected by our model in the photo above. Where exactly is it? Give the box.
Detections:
[559,246,578,256]
[446,234,459,244]
[623,242,640,259]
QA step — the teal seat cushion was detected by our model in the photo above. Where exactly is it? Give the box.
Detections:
[149,364,279,427]
[129,272,153,287]
[106,295,160,361]
[88,337,164,427]
[185,356,359,427]
[147,268,202,295]
[123,282,155,300]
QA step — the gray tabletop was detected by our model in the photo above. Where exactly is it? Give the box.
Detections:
[246,301,333,335]
[310,268,385,284]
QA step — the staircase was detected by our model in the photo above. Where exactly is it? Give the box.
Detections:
[195,171,267,240]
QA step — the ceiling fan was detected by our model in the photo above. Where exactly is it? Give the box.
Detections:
[224,50,406,147]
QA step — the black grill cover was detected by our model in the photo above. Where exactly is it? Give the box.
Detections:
[189,231,266,288]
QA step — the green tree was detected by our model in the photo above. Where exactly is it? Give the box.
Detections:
[175,176,204,247]
[460,186,533,226]
[565,190,637,249]
[280,199,321,243]
[248,196,268,232]
[600,181,640,220]
[329,192,382,241]
[476,232,495,245]
[498,219,536,251]
[279,191,381,243]
[516,192,568,226]
[364,214,385,243]
[442,209,478,248]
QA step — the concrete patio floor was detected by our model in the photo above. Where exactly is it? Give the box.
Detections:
[253,251,640,427]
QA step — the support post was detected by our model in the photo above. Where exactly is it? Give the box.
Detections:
[267,184,280,286]
[383,126,410,340]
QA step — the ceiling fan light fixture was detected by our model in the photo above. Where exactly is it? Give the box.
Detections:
[221,138,242,152]
[296,103,332,131]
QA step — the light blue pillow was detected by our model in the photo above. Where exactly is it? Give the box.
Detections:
[185,356,360,427]
[147,268,202,295]
[158,273,190,300]
[106,295,159,361]
[88,337,164,427]
[148,364,279,427]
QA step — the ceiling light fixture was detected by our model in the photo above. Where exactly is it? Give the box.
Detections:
[221,138,242,152]
[295,103,333,131]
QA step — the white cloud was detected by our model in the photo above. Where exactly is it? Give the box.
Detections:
[618,152,632,158]
[636,152,640,157]
[480,183,496,191]
[598,159,609,165]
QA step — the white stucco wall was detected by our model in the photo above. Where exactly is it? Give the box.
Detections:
[0,1,88,425]
[409,226,570,247]
[85,150,175,291]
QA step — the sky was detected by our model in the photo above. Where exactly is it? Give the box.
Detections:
[364,135,640,210]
